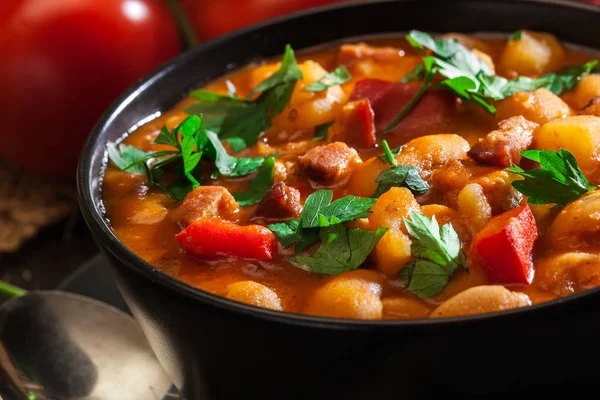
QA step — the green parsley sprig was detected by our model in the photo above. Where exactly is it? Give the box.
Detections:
[107,115,270,201]
[313,121,334,141]
[184,45,303,151]
[269,189,377,250]
[506,148,597,206]
[304,66,351,92]
[269,189,385,274]
[509,29,524,41]
[387,30,598,132]
[372,140,430,198]
[399,211,468,298]
[290,221,387,275]
[232,156,276,206]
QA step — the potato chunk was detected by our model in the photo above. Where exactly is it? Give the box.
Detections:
[382,297,432,319]
[430,285,531,318]
[395,134,470,175]
[581,97,600,117]
[536,252,600,296]
[347,134,469,197]
[369,187,419,275]
[266,61,345,130]
[546,190,600,251]
[346,156,387,197]
[573,74,600,110]
[496,88,572,125]
[418,204,470,244]
[533,115,600,179]
[304,270,383,319]
[499,31,565,76]
[369,187,419,232]
[224,281,283,311]
[372,230,413,277]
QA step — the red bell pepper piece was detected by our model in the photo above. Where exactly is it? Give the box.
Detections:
[348,79,456,139]
[470,205,538,285]
[176,218,276,261]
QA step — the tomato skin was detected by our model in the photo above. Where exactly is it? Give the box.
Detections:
[180,0,352,41]
[0,0,181,180]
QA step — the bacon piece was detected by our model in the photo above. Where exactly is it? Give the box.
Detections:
[252,182,302,222]
[349,79,456,139]
[169,186,239,229]
[298,142,361,186]
[468,116,539,167]
[338,43,404,67]
[330,99,376,149]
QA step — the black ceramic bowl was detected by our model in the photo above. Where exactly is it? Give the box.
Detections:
[78,1,600,398]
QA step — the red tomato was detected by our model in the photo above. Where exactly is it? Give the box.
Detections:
[0,0,181,180]
[179,0,352,41]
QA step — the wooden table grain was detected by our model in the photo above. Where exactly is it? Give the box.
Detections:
[0,211,99,292]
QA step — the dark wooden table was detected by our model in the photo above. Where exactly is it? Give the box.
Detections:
[1,211,99,292]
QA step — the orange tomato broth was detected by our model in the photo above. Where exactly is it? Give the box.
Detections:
[102,33,600,319]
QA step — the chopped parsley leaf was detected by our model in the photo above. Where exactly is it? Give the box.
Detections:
[386,31,598,132]
[399,211,468,298]
[304,66,351,92]
[506,148,597,206]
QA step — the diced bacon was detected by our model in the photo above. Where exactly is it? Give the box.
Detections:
[468,116,539,167]
[298,142,362,186]
[349,79,398,107]
[330,99,377,149]
[348,79,456,139]
[252,182,302,222]
[169,186,239,229]
[338,43,405,67]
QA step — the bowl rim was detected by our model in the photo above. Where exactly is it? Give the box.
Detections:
[77,0,600,330]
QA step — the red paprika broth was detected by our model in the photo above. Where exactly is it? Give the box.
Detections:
[102,32,600,320]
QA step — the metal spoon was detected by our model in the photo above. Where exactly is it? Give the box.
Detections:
[0,282,173,400]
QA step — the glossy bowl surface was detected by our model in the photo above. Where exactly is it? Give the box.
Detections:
[78,1,600,398]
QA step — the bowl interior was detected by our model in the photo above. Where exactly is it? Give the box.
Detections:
[78,0,600,326]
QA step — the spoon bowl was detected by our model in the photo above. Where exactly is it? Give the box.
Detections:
[0,291,172,400]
